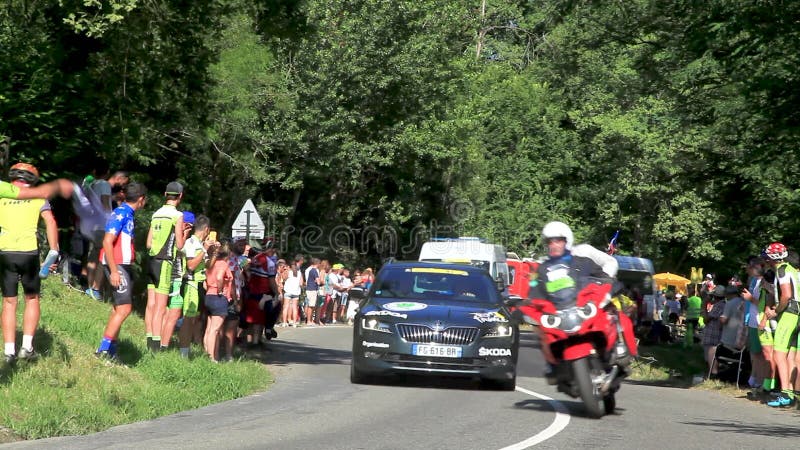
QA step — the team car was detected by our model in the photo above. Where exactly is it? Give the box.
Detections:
[350,261,519,390]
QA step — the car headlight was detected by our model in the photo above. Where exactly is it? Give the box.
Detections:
[361,318,393,334]
[485,324,514,338]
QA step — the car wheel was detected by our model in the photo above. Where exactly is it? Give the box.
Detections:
[481,371,516,391]
[350,361,374,385]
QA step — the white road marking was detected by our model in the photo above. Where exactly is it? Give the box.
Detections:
[498,385,571,449]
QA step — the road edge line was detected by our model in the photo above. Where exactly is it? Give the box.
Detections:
[498,385,571,449]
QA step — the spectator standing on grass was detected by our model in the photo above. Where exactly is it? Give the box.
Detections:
[741,255,774,399]
[0,163,62,364]
[762,243,800,407]
[684,286,703,347]
[178,215,215,358]
[720,285,745,350]
[145,181,186,351]
[159,211,195,351]
[82,166,129,301]
[94,183,148,362]
[702,286,727,378]
[204,242,233,362]
[665,293,682,324]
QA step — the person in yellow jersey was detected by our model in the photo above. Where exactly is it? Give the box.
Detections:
[145,181,185,351]
[0,163,61,364]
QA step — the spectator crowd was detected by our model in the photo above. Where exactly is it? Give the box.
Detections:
[0,162,376,366]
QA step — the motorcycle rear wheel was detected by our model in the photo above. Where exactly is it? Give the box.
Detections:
[572,357,603,418]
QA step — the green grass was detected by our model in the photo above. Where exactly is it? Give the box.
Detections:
[630,343,708,386]
[0,279,271,440]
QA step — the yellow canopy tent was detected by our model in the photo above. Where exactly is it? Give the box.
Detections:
[653,272,691,295]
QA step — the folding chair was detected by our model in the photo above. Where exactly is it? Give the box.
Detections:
[710,343,746,386]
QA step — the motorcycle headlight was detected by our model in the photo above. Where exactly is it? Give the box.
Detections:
[541,314,561,329]
[361,318,393,334]
[485,324,514,338]
[576,302,597,320]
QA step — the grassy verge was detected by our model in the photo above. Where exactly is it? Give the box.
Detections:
[0,279,271,440]
[630,343,708,386]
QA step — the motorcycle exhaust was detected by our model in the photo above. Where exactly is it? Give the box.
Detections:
[601,366,619,394]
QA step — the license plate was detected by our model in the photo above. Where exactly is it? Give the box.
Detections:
[412,344,462,358]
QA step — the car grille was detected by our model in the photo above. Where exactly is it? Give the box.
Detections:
[396,324,479,345]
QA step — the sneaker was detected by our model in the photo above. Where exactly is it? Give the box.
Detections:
[94,350,122,365]
[4,353,17,366]
[767,394,795,408]
[332,319,337,324]
[85,288,101,301]
[17,348,38,361]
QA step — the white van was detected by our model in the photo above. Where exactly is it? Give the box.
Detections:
[418,237,510,285]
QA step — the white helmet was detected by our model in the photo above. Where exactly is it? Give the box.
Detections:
[541,221,573,250]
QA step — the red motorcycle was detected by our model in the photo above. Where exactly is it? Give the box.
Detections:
[518,281,637,418]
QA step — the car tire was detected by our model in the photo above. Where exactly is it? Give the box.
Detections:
[481,372,516,391]
[350,361,374,385]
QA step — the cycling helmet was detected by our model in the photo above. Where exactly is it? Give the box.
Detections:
[8,163,39,185]
[541,221,573,250]
[764,242,788,261]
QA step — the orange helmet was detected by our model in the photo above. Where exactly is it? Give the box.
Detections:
[9,163,40,184]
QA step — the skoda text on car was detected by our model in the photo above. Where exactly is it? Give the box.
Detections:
[351,261,519,390]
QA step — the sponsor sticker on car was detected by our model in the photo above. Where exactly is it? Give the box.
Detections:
[362,341,390,348]
[471,311,508,323]
[384,301,428,312]
[364,310,408,319]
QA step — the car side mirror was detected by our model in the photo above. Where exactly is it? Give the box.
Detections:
[504,295,523,307]
[495,277,506,292]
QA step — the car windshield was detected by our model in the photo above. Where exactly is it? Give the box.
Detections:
[372,267,498,303]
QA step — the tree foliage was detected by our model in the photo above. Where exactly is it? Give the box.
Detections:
[2,0,799,275]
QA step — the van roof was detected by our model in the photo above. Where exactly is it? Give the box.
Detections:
[419,240,506,262]
[613,255,655,273]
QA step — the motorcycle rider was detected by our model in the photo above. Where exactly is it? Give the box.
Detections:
[526,221,636,382]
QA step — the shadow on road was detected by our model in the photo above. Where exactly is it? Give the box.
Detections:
[513,398,627,419]
[681,420,800,438]
[249,340,352,367]
[368,373,490,391]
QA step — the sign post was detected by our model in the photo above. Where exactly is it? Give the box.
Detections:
[231,199,265,242]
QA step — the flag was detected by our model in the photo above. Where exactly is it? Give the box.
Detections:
[606,230,620,255]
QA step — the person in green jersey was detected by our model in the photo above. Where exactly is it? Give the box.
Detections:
[763,242,799,407]
[145,181,185,351]
[158,211,195,351]
[742,255,775,399]
[178,214,215,358]
[684,285,703,348]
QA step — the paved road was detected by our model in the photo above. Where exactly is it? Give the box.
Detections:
[8,326,800,449]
